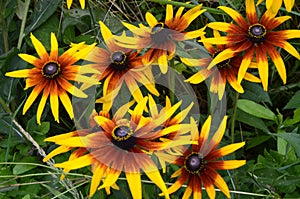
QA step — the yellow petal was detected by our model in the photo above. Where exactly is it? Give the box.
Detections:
[89,164,106,197]
[207,49,235,70]
[50,32,58,60]
[67,0,72,9]
[126,172,142,199]
[18,54,38,65]
[54,154,94,170]
[30,33,48,59]
[79,0,85,9]
[59,90,74,119]
[145,169,170,199]
[165,4,173,23]
[43,145,72,162]
[216,142,246,157]
[99,21,113,44]
[50,85,59,122]
[243,72,261,83]
[37,91,49,125]
[98,169,121,189]
[5,69,31,78]
[145,12,158,27]
[211,171,230,198]
[284,0,295,12]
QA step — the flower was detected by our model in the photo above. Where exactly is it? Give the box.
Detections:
[165,116,246,199]
[67,0,85,9]
[199,0,300,90]
[181,30,261,100]
[85,21,159,111]
[256,0,295,12]
[115,4,206,74]
[5,33,97,124]
[43,95,194,199]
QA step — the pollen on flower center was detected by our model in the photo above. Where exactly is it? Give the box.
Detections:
[112,125,136,150]
[151,22,170,43]
[42,62,61,78]
[109,51,129,71]
[184,153,206,174]
[248,23,267,43]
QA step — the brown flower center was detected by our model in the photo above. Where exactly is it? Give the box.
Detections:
[184,153,206,174]
[151,22,170,43]
[109,51,128,71]
[112,125,136,150]
[248,23,267,43]
[42,62,61,78]
[212,50,231,69]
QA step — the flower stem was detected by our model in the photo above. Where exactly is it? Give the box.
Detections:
[169,59,175,103]
[231,92,239,144]
[17,0,31,49]
[0,1,9,53]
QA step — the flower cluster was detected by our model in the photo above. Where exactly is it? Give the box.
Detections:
[4,0,299,198]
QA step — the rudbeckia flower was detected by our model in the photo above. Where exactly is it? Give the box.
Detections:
[200,0,300,90]
[43,95,194,199]
[182,30,261,100]
[67,0,85,9]
[166,116,246,199]
[5,33,96,124]
[256,0,295,12]
[85,21,159,111]
[115,4,206,74]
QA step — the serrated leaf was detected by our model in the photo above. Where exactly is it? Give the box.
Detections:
[284,91,300,110]
[237,99,276,121]
[273,133,300,157]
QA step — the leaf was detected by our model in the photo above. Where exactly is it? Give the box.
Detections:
[284,91,300,109]
[13,158,38,175]
[246,135,271,150]
[240,82,272,104]
[22,194,31,199]
[41,184,70,199]
[24,0,60,35]
[284,108,300,126]
[237,99,276,121]
[235,109,270,133]
[26,116,50,135]
[273,133,300,157]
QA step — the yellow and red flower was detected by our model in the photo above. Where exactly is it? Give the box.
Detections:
[115,4,206,74]
[5,33,96,124]
[85,21,159,111]
[200,0,300,90]
[166,116,246,199]
[43,95,194,199]
[182,30,261,100]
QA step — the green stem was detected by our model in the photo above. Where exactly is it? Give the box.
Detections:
[147,0,223,14]
[0,96,11,113]
[231,92,239,144]
[0,1,9,53]
[169,59,175,103]
[17,0,31,49]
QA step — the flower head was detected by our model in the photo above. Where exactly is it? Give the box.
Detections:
[200,0,300,90]
[43,95,194,199]
[5,33,96,124]
[67,0,85,9]
[85,21,159,111]
[182,30,261,100]
[166,116,246,198]
[116,4,206,74]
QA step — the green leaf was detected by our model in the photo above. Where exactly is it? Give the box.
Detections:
[235,109,270,133]
[284,107,300,126]
[237,99,276,121]
[24,0,60,35]
[41,184,70,199]
[13,158,38,175]
[284,91,300,109]
[240,82,272,104]
[21,194,31,199]
[273,133,300,157]
[246,135,271,150]
[26,116,50,135]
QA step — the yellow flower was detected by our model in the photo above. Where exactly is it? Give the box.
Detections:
[43,95,194,199]
[166,116,246,199]
[200,0,300,90]
[256,0,295,12]
[5,33,97,124]
[115,4,206,74]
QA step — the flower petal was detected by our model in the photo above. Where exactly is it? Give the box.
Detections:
[145,12,158,27]
[30,33,49,60]
[126,172,142,199]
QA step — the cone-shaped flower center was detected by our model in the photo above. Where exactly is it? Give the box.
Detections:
[109,51,128,71]
[184,153,206,174]
[248,23,267,43]
[212,50,231,69]
[151,22,170,43]
[112,125,136,150]
[42,62,61,78]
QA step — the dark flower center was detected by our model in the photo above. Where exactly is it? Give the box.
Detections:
[212,50,231,69]
[42,62,60,78]
[184,153,206,174]
[151,22,170,43]
[248,23,267,43]
[109,51,129,71]
[112,125,136,150]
